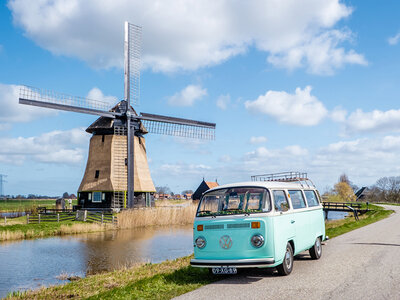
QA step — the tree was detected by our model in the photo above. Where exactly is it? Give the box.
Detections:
[155,186,171,194]
[62,192,69,198]
[334,182,356,202]
[181,190,193,195]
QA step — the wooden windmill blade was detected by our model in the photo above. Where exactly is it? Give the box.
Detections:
[138,113,216,140]
[19,85,119,119]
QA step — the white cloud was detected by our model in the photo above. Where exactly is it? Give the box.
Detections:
[388,32,400,45]
[168,85,207,106]
[267,29,367,75]
[343,108,400,134]
[250,136,267,144]
[244,86,328,126]
[0,83,57,128]
[216,94,231,110]
[86,87,118,107]
[0,128,89,165]
[330,106,347,122]
[8,0,365,74]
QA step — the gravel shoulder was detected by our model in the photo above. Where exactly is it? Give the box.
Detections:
[176,205,400,300]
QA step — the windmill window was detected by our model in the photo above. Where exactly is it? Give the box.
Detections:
[92,192,102,203]
[102,135,105,142]
[95,170,100,178]
[102,193,106,201]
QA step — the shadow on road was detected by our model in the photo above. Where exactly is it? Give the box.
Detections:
[351,242,400,247]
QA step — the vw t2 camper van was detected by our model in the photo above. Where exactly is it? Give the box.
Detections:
[190,172,325,276]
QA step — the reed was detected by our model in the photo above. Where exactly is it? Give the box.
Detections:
[118,204,197,229]
[60,223,112,234]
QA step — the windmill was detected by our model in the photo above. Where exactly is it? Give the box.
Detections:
[18,22,215,210]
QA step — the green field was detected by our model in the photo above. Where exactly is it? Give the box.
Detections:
[0,199,77,212]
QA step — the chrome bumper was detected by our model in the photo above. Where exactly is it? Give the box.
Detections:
[190,258,275,268]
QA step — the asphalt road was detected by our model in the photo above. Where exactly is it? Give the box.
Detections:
[176,205,400,300]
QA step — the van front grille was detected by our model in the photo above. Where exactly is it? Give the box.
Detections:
[205,224,224,230]
[227,223,250,229]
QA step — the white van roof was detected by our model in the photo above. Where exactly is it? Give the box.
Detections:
[207,181,316,192]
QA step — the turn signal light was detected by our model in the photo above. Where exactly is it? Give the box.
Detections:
[197,225,204,231]
[251,221,260,229]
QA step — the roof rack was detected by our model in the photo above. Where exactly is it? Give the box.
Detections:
[251,171,316,189]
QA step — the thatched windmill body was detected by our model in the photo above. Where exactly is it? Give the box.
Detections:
[19,22,215,210]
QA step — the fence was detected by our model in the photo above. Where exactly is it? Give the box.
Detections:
[26,210,117,225]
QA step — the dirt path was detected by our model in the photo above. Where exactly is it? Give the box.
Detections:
[176,205,400,300]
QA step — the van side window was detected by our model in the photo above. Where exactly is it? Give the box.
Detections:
[304,190,319,207]
[288,190,306,209]
[273,190,289,212]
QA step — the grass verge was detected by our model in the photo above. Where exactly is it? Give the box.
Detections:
[0,222,112,242]
[9,255,220,300]
[325,204,393,239]
[8,204,395,300]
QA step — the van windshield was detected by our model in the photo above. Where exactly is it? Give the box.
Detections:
[196,187,270,217]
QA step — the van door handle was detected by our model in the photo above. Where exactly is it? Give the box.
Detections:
[291,220,295,224]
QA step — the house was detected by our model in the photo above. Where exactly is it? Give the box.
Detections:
[192,179,219,200]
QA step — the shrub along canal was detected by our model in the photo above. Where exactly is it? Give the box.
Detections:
[0,225,193,298]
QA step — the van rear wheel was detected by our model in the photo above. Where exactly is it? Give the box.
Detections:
[309,237,322,260]
[277,243,293,276]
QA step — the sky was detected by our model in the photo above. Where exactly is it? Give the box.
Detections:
[1,0,400,196]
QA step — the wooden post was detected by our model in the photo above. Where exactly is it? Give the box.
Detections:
[4,216,6,225]
[101,214,104,225]
[38,213,41,224]
[57,213,60,223]
[27,214,29,224]
[112,215,115,225]
[84,210,87,222]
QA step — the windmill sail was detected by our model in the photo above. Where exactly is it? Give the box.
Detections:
[139,113,216,140]
[129,23,141,106]
[19,86,118,118]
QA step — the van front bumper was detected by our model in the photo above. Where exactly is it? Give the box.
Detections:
[190,258,275,268]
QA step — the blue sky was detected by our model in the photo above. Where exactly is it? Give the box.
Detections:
[1,0,400,196]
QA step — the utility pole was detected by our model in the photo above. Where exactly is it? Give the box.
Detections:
[0,174,7,197]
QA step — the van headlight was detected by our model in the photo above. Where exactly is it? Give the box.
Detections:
[251,234,264,248]
[195,236,206,249]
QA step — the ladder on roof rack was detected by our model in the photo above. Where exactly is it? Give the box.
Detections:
[251,172,316,189]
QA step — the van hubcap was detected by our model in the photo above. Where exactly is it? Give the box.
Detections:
[285,247,292,269]
[316,239,321,255]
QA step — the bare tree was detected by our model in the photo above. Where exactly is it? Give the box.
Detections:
[155,186,171,194]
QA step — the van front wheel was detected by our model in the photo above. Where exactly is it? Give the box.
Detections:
[309,237,322,260]
[277,243,293,276]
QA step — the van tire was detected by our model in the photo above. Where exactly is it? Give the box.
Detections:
[309,237,322,260]
[277,243,293,276]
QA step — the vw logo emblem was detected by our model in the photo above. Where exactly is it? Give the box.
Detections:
[219,235,232,249]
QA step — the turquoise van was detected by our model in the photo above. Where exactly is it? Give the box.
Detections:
[190,173,325,275]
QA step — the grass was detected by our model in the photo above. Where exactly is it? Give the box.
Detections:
[0,221,112,242]
[0,199,77,212]
[7,203,395,300]
[325,204,393,238]
[10,255,220,300]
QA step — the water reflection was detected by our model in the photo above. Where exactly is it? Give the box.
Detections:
[0,225,193,298]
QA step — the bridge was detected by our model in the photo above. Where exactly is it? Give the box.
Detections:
[322,201,369,221]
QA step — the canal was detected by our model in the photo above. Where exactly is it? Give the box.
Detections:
[0,225,193,298]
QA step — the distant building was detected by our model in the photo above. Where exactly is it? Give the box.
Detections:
[184,193,192,200]
[192,179,219,200]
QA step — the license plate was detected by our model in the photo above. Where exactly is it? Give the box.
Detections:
[212,267,237,275]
